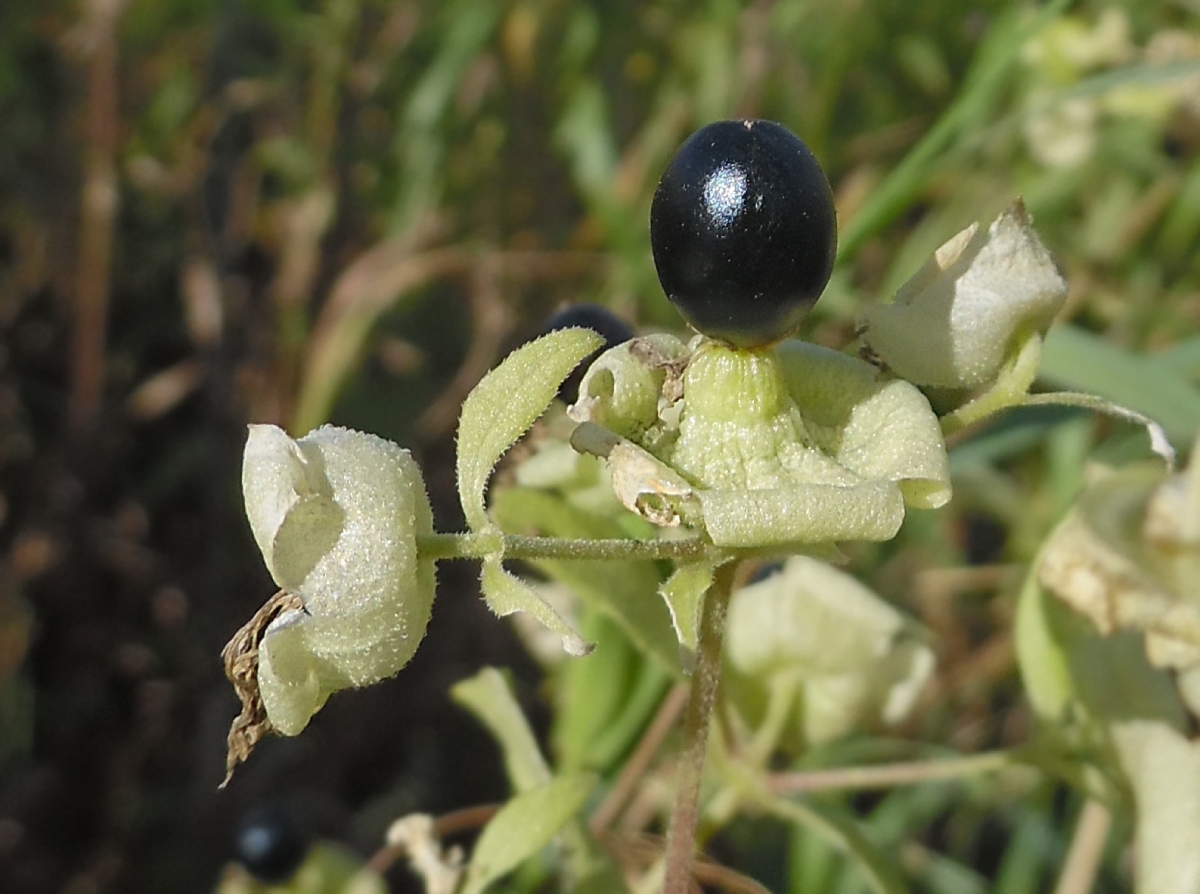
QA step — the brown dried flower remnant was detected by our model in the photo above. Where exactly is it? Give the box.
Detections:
[220,589,303,788]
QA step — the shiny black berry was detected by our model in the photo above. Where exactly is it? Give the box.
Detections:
[234,806,307,885]
[650,120,837,348]
[541,302,635,403]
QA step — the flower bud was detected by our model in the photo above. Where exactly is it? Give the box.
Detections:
[857,201,1067,389]
[242,424,436,735]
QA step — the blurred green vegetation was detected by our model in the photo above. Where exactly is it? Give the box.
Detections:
[1,0,1199,891]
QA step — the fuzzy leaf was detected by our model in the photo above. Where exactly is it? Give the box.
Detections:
[460,773,598,894]
[481,558,592,657]
[457,328,603,531]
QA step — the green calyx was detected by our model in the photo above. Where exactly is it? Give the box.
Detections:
[669,340,852,493]
[679,341,791,425]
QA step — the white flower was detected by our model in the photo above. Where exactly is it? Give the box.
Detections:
[725,556,934,745]
[242,424,436,735]
[857,201,1067,390]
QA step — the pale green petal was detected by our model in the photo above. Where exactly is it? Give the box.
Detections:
[857,201,1067,389]
[725,557,934,745]
[569,333,690,442]
[803,673,877,744]
[243,424,342,591]
[699,480,904,547]
[776,340,951,508]
[726,557,906,677]
[457,328,603,531]
[258,611,333,737]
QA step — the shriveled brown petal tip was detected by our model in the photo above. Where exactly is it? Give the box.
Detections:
[219,589,304,788]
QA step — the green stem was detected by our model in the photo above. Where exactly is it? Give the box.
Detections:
[416,531,719,563]
[662,560,738,894]
[765,748,1021,795]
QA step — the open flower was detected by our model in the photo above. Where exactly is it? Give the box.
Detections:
[239,424,436,736]
[569,334,951,548]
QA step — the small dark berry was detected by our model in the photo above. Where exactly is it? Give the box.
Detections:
[650,120,837,347]
[542,303,635,403]
[234,806,307,885]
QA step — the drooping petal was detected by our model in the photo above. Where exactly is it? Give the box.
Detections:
[775,340,951,508]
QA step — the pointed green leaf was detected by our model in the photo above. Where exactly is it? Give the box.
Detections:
[490,487,681,675]
[461,773,598,894]
[1022,388,1176,467]
[659,562,715,659]
[457,328,603,530]
[1014,566,1075,723]
[481,557,592,657]
[1040,324,1200,449]
[451,667,551,793]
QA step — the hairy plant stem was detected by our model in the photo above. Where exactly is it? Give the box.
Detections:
[662,560,737,894]
[416,531,721,563]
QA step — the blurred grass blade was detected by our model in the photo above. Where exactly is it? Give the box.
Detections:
[1039,324,1200,449]
[755,790,910,894]
[451,666,552,792]
[390,1,502,232]
[837,0,1070,261]
[1054,58,1200,102]
[293,234,457,434]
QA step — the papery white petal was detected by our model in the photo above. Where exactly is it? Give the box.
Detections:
[857,201,1067,388]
